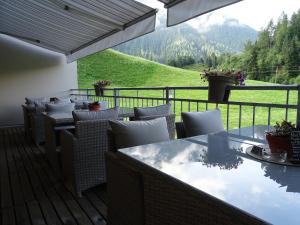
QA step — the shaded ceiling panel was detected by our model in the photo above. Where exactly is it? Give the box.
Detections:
[158,0,242,27]
[0,0,157,62]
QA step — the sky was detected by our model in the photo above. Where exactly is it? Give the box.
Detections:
[137,0,300,31]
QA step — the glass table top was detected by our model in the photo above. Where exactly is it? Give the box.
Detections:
[119,126,300,225]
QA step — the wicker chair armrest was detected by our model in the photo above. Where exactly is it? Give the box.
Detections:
[60,130,77,186]
[165,114,176,140]
[175,121,186,139]
[60,129,77,154]
[30,113,46,144]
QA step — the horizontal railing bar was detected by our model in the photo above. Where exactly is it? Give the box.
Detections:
[226,85,298,91]
[70,85,299,92]
[70,94,297,109]
[170,98,298,109]
[71,94,165,101]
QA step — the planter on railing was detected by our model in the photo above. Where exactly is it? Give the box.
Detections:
[93,80,110,97]
[94,85,104,97]
[208,76,233,102]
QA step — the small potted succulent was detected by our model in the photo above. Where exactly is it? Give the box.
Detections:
[265,120,295,157]
[88,101,101,111]
[200,70,246,102]
[93,80,111,96]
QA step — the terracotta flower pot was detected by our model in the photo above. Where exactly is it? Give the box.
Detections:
[266,133,292,157]
[88,103,101,111]
[208,76,233,102]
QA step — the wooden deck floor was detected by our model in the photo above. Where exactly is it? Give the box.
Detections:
[0,127,107,225]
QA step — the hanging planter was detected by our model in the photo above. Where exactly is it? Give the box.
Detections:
[94,85,104,96]
[93,80,111,97]
[208,76,233,102]
[201,70,246,103]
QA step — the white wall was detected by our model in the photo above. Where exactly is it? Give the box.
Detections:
[0,35,78,127]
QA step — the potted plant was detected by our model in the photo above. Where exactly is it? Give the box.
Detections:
[200,70,246,102]
[266,120,295,157]
[93,80,111,96]
[88,101,101,111]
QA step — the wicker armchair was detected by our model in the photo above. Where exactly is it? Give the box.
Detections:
[131,114,176,140]
[60,119,113,196]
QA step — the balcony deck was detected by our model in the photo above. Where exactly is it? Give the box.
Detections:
[0,127,107,225]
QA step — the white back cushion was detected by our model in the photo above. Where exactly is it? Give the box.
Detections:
[109,117,170,149]
[182,109,224,137]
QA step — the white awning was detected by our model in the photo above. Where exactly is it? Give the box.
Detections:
[0,0,157,62]
[158,0,242,27]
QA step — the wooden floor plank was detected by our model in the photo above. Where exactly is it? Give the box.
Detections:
[77,197,106,225]
[29,150,94,225]
[85,192,107,219]
[23,133,103,225]
[0,130,13,209]
[0,127,108,225]
[10,128,35,203]
[16,128,77,225]
[15,204,31,225]
[2,207,16,225]
[27,201,47,225]
[39,198,63,225]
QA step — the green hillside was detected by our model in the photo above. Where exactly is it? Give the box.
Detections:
[78,49,297,128]
[79,49,205,88]
[78,49,265,88]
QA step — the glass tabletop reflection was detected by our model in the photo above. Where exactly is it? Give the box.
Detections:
[119,126,300,225]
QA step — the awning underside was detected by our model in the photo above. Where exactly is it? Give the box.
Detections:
[0,0,157,62]
[158,0,242,27]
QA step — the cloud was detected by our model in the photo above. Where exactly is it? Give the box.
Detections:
[136,0,300,31]
[187,0,300,31]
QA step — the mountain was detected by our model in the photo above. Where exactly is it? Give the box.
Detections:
[200,18,258,53]
[115,22,209,64]
[114,17,257,64]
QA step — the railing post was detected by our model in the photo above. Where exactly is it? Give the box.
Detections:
[224,85,231,102]
[297,85,300,128]
[165,86,170,104]
[114,89,120,107]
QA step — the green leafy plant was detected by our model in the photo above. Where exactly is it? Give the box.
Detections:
[200,70,246,85]
[93,80,111,87]
[266,120,296,136]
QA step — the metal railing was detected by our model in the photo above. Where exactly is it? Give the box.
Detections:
[70,85,300,130]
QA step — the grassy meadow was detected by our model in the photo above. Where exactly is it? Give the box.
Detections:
[78,49,298,129]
